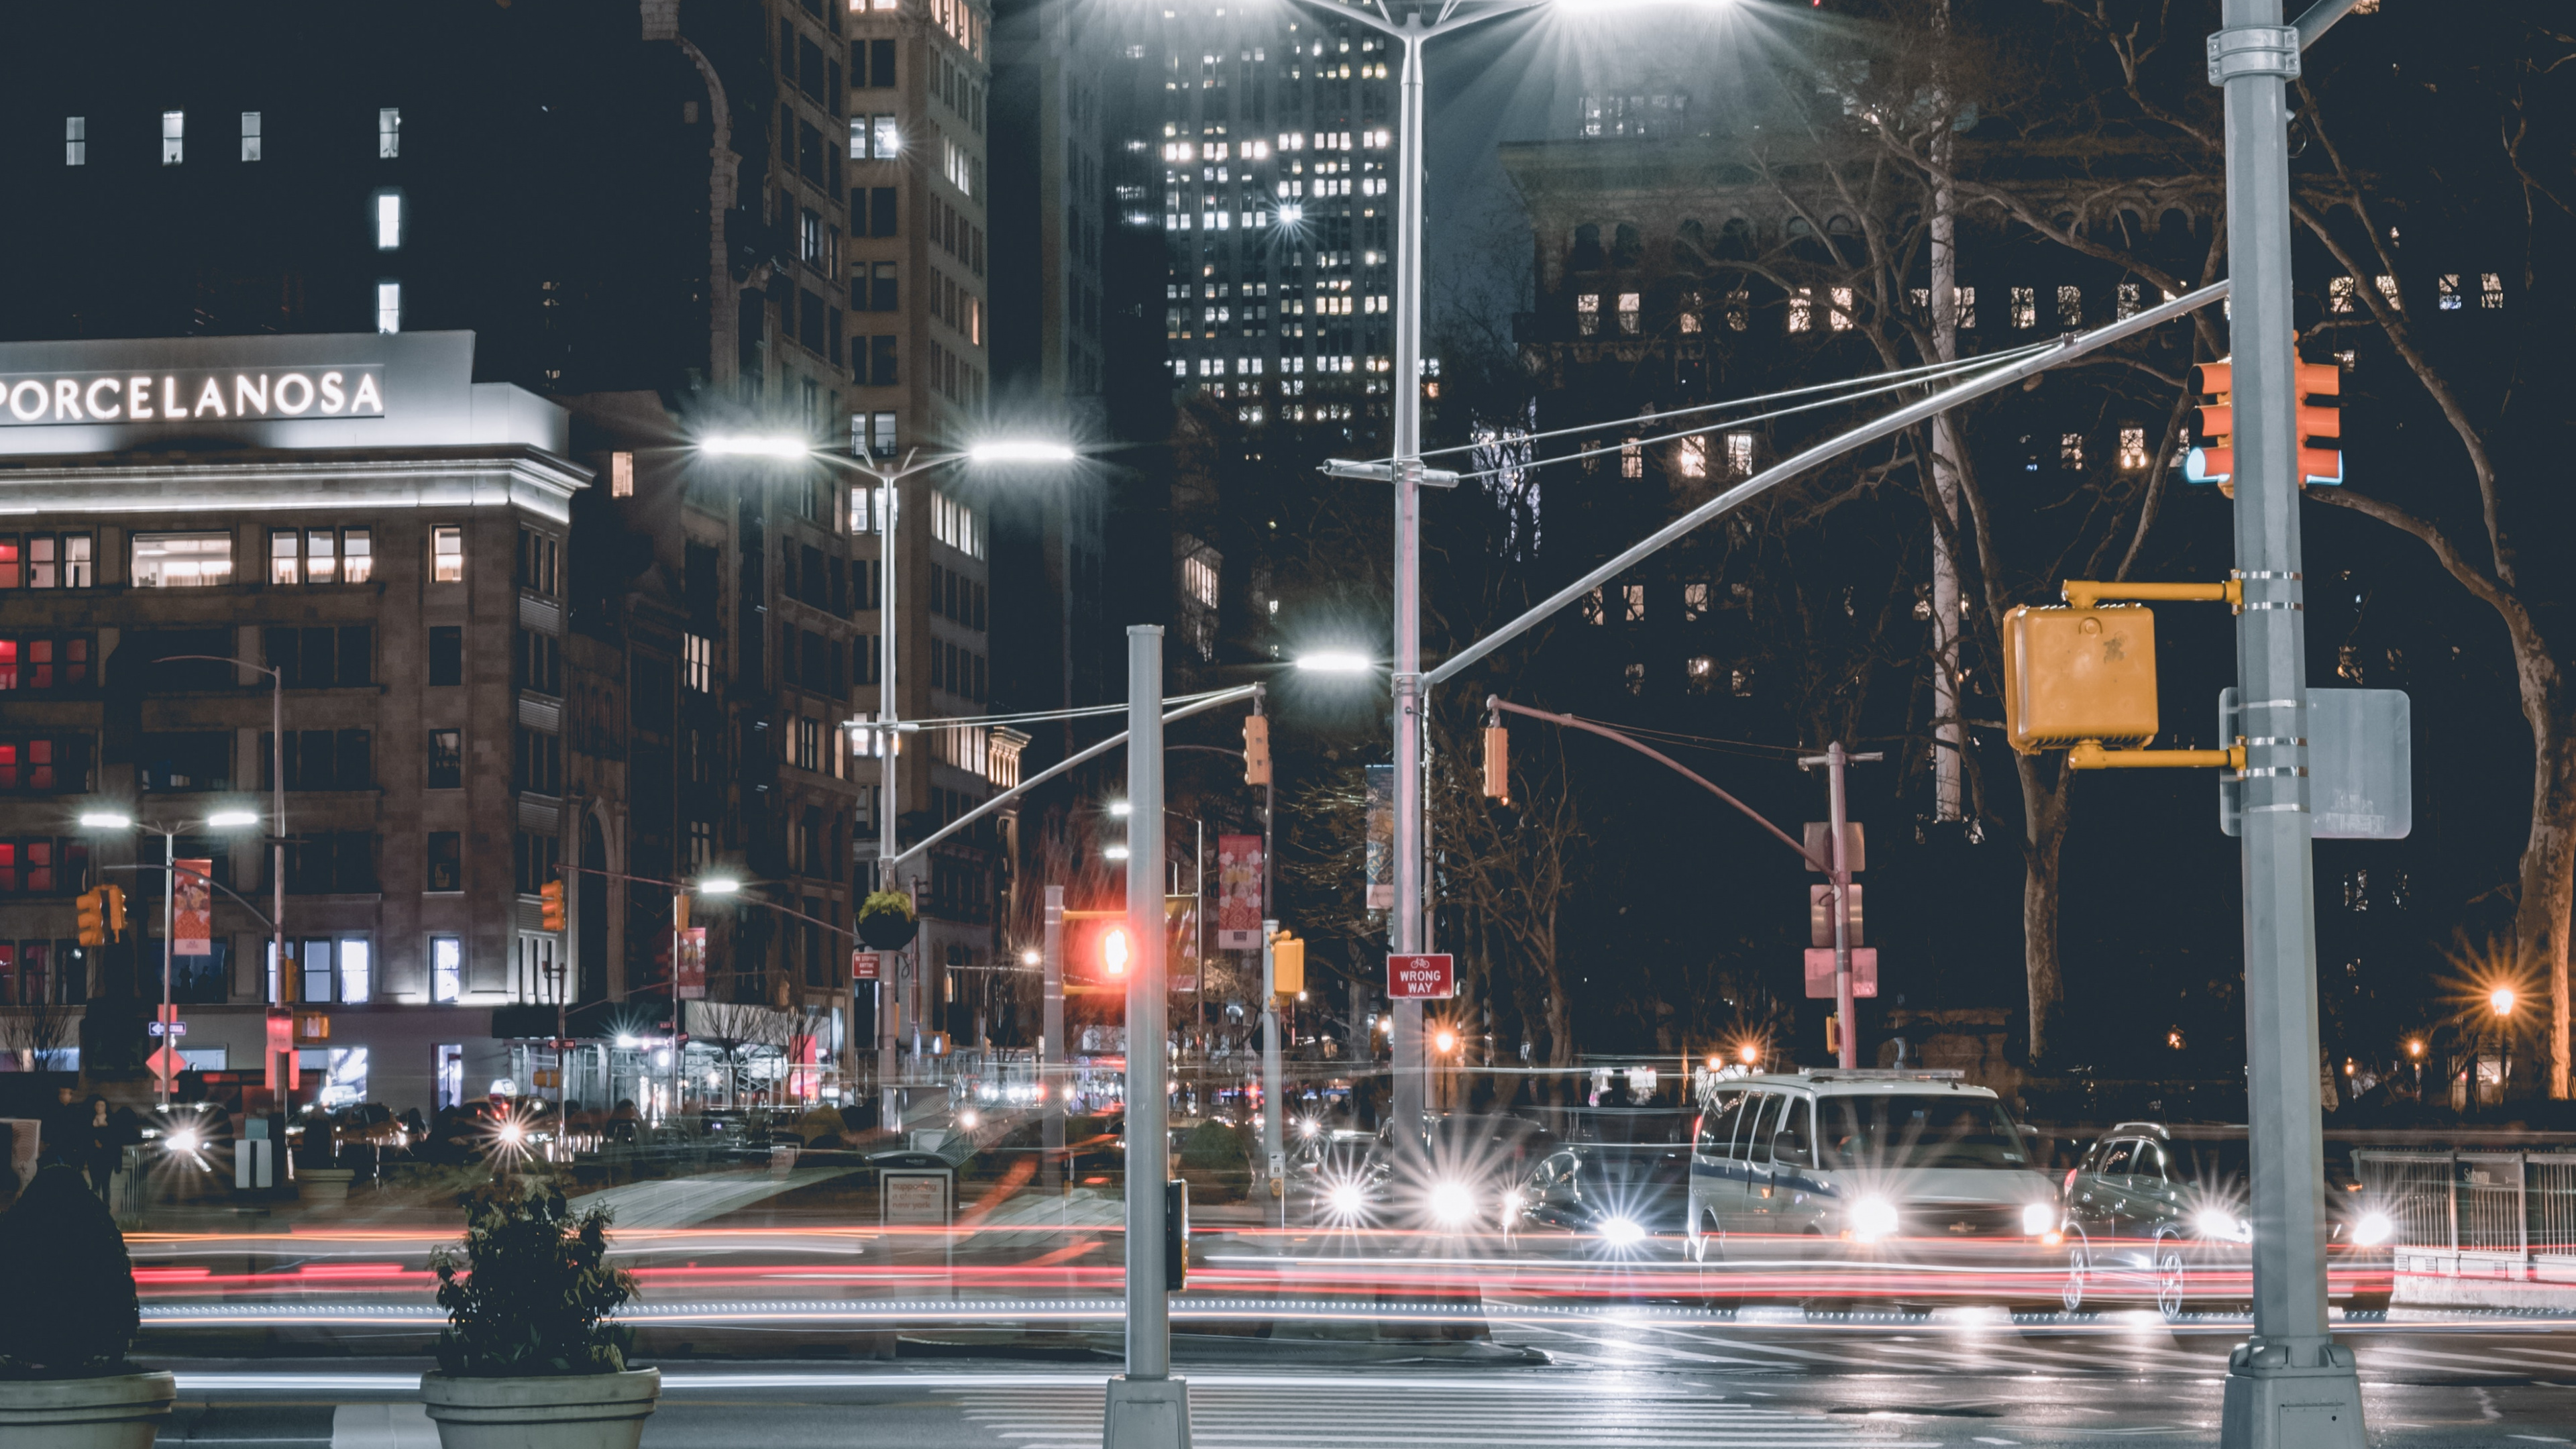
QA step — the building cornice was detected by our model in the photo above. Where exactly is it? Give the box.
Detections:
[0,447,594,526]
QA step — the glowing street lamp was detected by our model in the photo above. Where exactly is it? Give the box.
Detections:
[697,433,813,458]
[967,439,1079,465]
[696,877,743,896]
[1295,651,1373,674]
[2491,985,2517,1017]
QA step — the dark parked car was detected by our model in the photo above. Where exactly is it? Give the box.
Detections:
[2057,1122,2396,1318]
[1334,1113,1560,1231]
[1509,1142,1694,1252]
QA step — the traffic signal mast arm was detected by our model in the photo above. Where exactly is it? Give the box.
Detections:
[1486,696,1829,870]
[2060,578,2241,610]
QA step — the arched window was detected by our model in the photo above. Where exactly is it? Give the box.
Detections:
[1570,223,1605,270]
[1611,222,1644,268]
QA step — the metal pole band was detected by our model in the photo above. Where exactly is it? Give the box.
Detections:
[2208,25,2302,83]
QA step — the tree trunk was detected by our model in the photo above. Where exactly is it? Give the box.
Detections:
[2514,710,2576,1099]
[2014,755,2074,1064]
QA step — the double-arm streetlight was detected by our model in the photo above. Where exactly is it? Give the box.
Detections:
[78,807,267,1108]
[695,431,1073,1119]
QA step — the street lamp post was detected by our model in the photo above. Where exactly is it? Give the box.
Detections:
[160,655,286,1063]
[698,433,1071,1136]
[80,809,263,1109]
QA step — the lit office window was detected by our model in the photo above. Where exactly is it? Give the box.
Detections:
[343,529,372,583]
[339,940,371,1004]
[873,115,901,158]
[375,191,403,250]
[684,633,712,692]
[241,111,262,162]
[431,525,464,582]
[610,451,635,497]
[130,533,234,588]
[162,110,184,165]
[377,280,402,333]
[379,107,401,158]
[64,117,85,166]
[431,934,462,1002]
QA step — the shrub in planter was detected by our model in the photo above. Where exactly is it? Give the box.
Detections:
[856,890,918,950]
[422,1178,655,1449]
[0,1163,175,1448]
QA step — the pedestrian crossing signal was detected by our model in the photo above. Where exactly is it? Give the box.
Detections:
[539,879,566,932]
[1270,931,1304,996]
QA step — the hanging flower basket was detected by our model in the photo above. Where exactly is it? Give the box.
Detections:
[857,890,919,951]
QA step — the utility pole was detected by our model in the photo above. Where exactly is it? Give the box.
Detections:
[1927,0,1966,824]
[1798,745,1882,1069]
[1042,883,1065,1194]
[2213,1,2365,1443]
[1386,12,1430,1152]
[1260,917,1285,1230]
[1106,625,1188,1448]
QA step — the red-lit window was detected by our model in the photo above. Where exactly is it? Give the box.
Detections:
[0,537,18,589]
[0,843,15,892]
[0,639,14,690]
[28,739,52,792]
[21,840,52,894]
[0,944,13,1000]
[24,640,48,690]
[63,637,87,686]
[0,744,15,792]
[17,942,46,1004]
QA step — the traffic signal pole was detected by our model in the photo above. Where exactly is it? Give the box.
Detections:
[1042,883,1065,1195]
[2215,2,2365,1444]
[1261,917,1285,1230]
[1106,624,1189,1449]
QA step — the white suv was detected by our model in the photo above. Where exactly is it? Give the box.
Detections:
[1685,1069,2064,1311]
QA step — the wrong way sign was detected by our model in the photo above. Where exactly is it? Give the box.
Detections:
[1386,953,1455,1000]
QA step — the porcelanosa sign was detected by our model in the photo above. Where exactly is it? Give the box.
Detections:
[0,366,386,427]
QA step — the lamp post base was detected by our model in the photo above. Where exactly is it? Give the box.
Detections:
[1102,1376,1190,1449]
[2217,1340,2364,1449]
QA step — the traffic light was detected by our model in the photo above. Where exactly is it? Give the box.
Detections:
[1825,1014,1841,1057]
[2184,358,2233,489]
[2296,354,2342,486]
[539,878,566,932]
[76,888,106,947]
[2184,352,2342,494]
[1270,930,1304,996]
[1242,713,1271,787]
[105,884,127,941]
[1101,925,1131,979]
[1482,723,1509,800]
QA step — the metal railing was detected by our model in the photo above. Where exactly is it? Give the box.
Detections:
[2352,1149,2576,1274]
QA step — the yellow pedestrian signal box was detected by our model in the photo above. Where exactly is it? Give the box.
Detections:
[2001,605,2161,755]
[77,888,107,947]
[539,879,566,932]
[1270,931,1304,996]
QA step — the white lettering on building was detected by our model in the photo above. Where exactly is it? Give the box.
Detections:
[0,368,389,426]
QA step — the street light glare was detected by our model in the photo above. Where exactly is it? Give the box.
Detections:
[698,434,812,458]
[2491,985,2516,1016]
[79,812,134,829]
[1108,801,1134,817]
[968,439,1079,464]
[205,810,260,828]
[1104,845,1132,861]
[698,877,743,895]
[1296,651,1373,674]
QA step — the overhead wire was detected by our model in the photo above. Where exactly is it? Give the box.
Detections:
[862,689,1246,733]
[1409,336,2062,466]
[1452,345,2050,484]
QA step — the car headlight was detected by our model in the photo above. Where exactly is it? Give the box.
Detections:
[166,1128,201,1155]
[497,1121,525,1146]
[1326,1181,1368,1219]
[2352,1211,2394,1247]
[1428,1180,1478,1225]
[1849,1197,1899,1241]
[2023,1201,2056,1236]
[2194,1208,2251,1242]
[1599,1216,1646,1248]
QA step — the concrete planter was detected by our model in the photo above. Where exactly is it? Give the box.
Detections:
[299,1167,357,1206]
[421,1368,659,1449]
[0,1368,176,1449]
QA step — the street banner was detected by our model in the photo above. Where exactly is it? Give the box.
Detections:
[1364,765,1394,909]
[1216,833,1263,949]
[677,926,708,1000]
[1387,953,1455,1000]
[1803,947,1880,1000]
[851,949,881,982]
[174,859,213,955]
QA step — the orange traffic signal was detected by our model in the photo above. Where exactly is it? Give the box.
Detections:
[2186,358,2234,488]
[105,884,127,941]
[539,879,566,932]
[76,888,106,947]
[1243,713,1272,787]
[2296,356,2342,486]
[1482,724,1509,800]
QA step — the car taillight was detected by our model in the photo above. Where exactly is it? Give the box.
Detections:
[2062,1167,2078,1196]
